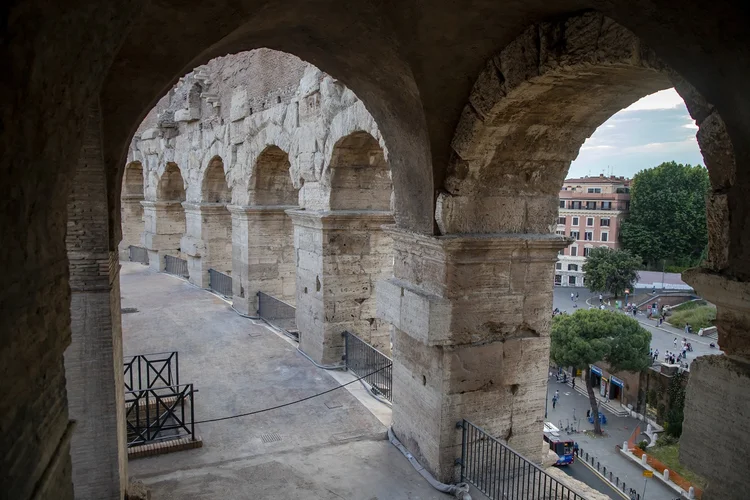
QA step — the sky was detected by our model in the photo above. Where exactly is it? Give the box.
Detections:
[568,88,703,179]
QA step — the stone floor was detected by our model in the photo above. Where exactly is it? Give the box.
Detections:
[120,262,448,499]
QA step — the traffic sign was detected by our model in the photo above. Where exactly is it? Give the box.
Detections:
[643,470,653,478]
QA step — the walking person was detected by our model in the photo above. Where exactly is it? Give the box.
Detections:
[674,337,678,348]
[552,393,558,409]
[571,292,575,301]
[599,293,603,304]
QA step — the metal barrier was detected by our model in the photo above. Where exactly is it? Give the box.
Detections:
[459,420,585,500]
[257,291,299,340]
[164,254,189,278]
[125,383,196,447]
[129,245,149,265]
[208,269,232,297]
[124,351,179,392]
[344,331,393,403]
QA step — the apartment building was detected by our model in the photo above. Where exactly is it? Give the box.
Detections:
[556,175,631,286]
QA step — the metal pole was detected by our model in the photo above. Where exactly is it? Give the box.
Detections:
[642,478,648,500]
[661,259,665,292]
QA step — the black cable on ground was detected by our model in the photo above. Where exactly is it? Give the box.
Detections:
[193,364,391,424]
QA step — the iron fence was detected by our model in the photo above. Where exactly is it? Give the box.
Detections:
[125,383,196,447]
[257,291,299,340]
[165,254,189,278]
[124,351,179,392]
[459,420,585,500]
[344,331,392,403]
[208,269,232,297]
[129,245,149,265]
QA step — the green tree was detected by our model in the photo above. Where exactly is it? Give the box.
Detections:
[550,309,651,435]
[621,162,709,267]
[583,247,641,298]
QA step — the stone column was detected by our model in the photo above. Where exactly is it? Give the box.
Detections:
[377,229,566,482]
[679,269,750,499]
[288,210,394,364]
[118,193,144,259]
[229,205,297,315]
[64,102,127,499]
[141,200,185,271]
[181,202,231,287]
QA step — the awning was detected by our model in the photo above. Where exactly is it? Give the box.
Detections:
[590,365,602,376]
[610,375,624,388]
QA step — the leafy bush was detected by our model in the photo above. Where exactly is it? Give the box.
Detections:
[638,440,649,451]
[657,433,678,447]
[668,304,716,330]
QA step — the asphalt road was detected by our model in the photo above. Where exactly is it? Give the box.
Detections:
[563,460,626,499]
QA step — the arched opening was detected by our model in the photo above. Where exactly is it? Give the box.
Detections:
[120,161,145,260]
[201,156,230,203]
[158,162,187,202]
[329,131,391,211]
[250,146,297,206]
[415,11,738,490]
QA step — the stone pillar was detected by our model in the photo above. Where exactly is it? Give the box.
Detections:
[679,269,750,499]
[288,209,394,364]
[64,102,127,499]
[229,205,297,315]
[141,200,185,271]
[377,229,566,482]
[118,193,144,259]
[181,202,231,287]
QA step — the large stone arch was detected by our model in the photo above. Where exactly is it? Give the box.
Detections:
[157,162,187,202]
[200,156,230,203]
[119,161,145,258]
[327,131,392,211]
[250,145,298,206]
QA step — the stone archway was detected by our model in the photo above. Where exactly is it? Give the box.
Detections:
[328,131,392,211]
[119,161,145,258]
[142,162,188,270]
[380,12,742,490]
[201,156,231,204]
[250,145,298,206]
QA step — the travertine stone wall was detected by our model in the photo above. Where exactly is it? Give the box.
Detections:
[182,203,232,287]
[290,210,394,364]
[230,206,297,314]
[141,201,186,271]
[377,230,566,482]
[119,162,144,259]
[64,102,126,499]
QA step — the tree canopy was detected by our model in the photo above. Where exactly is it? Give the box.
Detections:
[621,161,709,268]
[550,309,652,374]
[582,247,641,298]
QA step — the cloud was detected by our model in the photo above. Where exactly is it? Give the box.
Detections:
[580,144,614,151]
[621,138,698,154]
[623,88,685,111]
[682,122,699,130]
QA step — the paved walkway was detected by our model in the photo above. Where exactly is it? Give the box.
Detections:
[121,262,448,499]
[547,377,676,500]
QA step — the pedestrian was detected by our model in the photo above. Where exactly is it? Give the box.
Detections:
[572,377,576,389]
[576,292,579,301]
[655,348,659,360]
[599,293,603,304]
[600,304,605,310]
[649,347,653,358]
[632,307,637,317]
[685,324,689,334]
[552,394,558,409]
[674,338,677,348]
[571,292,574,301]
[554,389,559,400]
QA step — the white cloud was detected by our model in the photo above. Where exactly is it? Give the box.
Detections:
[580,145,615,151]
[624,88,684,111]
[622,138,697,153]
[682,122,699,130]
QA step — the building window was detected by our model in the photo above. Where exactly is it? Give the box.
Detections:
[555,262,562,270]
[586,217,594,226]
[586,201,597,209]
[584,231,593,241]
[568,264,579,271]
[572,217,579,226]
[570,201,582,209]
[568,276,577,285]
[556,230,565,236]
[558,216,566,225]
[587,187,602,193]
[559,248,565,255]
[601,201,612,210]
[583,247,591,257]
[601,218,610,227]
[570,231,580,240]
[602,232,609,242]
[559,200,565,208]
[555,275,562,285]
[570,245,578,257]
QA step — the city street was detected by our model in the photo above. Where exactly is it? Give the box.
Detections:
[552,287,722,367]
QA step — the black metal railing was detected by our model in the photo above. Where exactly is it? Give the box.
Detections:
[165,254,189,278]
[344,331,392,403]
[257,291,299,340]
[459,420,585,500]
[124,351,179,392]
[125,383,196,447]
[129,245,149,265]
[208,269,232,297]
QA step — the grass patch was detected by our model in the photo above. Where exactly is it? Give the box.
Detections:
[648,443,708,489]
[668,304,716,330]
[671,300,707,312]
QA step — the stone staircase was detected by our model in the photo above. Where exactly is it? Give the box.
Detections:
[566,380,630,418]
